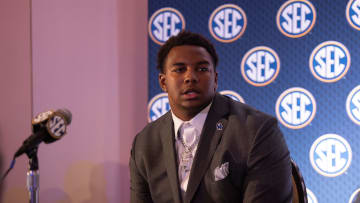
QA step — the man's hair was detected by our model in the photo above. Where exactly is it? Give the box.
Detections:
[156,30,218,73]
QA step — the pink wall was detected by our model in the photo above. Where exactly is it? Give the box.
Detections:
[0,0,33,202]
[0,0,148,202]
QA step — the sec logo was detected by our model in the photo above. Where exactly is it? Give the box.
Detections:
[310,134,352,177]
[346,0,360,31]
[306,188,318,203]
[277,0,316,38]
[346,85,360,125]
[148,7,185,45]
[147,93,170,122]
[220,90,245,103]
[47,114,66,138]
[241,46,280,87]
[209,4,247,43]
[309,41,351,83]
[276,87,316,129]
[349,188,360,203]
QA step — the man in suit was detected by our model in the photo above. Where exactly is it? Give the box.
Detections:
[130,31,292,203]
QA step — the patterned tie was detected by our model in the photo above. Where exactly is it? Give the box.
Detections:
[178,122,199,191]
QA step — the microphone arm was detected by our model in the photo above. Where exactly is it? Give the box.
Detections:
[14,128,47,158]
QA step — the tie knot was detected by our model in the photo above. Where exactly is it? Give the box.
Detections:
[182,121,192,128]
[180,122,198,148]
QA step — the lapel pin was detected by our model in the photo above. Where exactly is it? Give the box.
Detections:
[216,122,223,131]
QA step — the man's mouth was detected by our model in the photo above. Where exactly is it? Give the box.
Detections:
[182,89,200,99]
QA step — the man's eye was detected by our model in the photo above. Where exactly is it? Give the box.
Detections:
[173,67,185,72]
[198,67,209,72]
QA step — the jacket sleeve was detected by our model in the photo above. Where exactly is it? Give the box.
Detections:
[129,135,154,203]
[242,117,293,203]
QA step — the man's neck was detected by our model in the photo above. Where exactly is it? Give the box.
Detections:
[172,102,212,121]
[175,111,198,121]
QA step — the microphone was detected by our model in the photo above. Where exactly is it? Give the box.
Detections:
[14,109,72,158]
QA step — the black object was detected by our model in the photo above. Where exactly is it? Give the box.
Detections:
[14,109,72,158]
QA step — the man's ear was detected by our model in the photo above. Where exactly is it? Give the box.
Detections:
[159,73,167,92]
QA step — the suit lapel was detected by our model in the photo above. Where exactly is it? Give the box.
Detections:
[185,93,229,203]
[160,112,182,203]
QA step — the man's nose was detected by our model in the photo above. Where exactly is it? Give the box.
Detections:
[184,67,198,83]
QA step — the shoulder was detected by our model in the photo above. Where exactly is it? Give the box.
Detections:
[138,111,170,135]
[213,94,280,146]
[218,94,276,127]
[132,111,172,150]
[217,95,287,157]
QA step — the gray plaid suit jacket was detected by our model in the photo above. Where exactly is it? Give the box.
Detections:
[130,93,292,203]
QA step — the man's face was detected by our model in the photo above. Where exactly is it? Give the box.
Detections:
[159,45,218,120]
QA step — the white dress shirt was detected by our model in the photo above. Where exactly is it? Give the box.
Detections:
[171,103,212,197]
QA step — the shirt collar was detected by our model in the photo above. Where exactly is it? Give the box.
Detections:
[171,102,212,140]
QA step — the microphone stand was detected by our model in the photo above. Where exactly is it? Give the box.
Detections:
[26,147,39,203]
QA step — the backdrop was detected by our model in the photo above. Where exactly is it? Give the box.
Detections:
[147,0,360,203]
[0,0,147,202]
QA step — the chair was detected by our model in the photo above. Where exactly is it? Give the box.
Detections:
[291,159,308,203]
